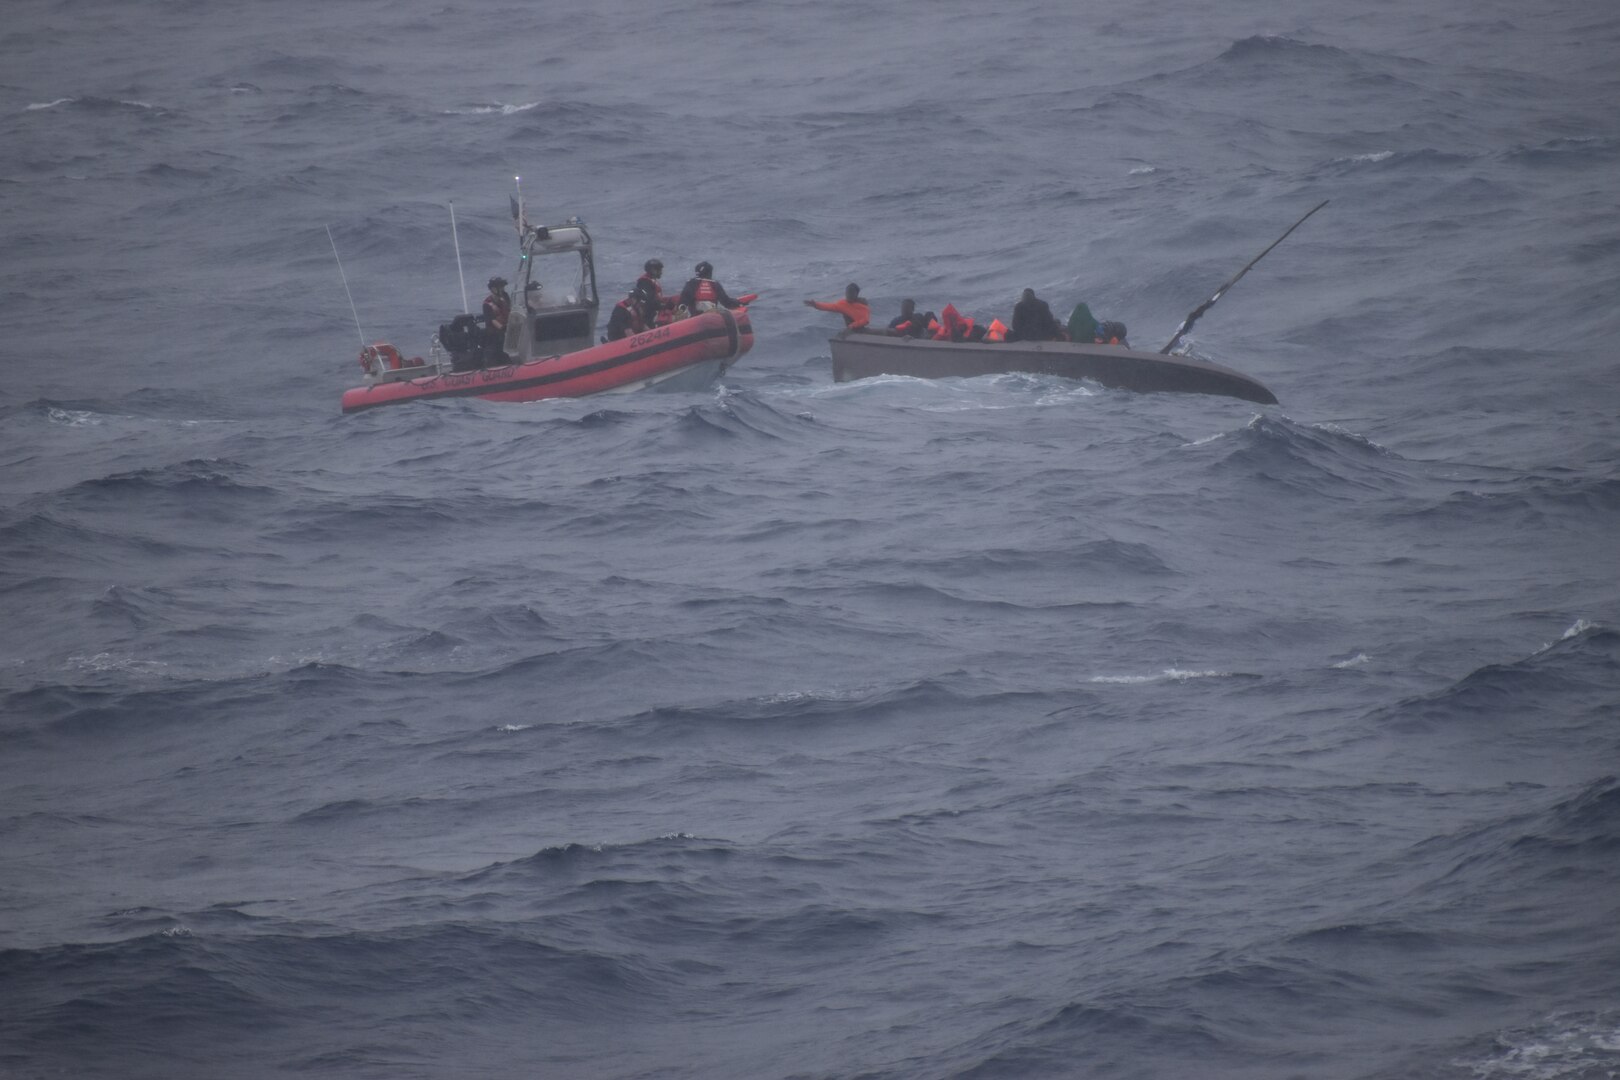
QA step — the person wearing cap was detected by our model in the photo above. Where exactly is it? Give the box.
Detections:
[804,282,871,329]
[679,261,744,316]
[633,259,667,327]
[481,276,511,365]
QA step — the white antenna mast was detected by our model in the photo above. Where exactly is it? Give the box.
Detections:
[325,224,366,346]
[449,201,469,314]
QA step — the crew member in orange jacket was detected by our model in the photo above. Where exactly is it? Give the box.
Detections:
[804,282,871,329]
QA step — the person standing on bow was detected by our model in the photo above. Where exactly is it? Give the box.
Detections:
[481,276,511,364]
[804,282,871,329]
[679,261,745,315]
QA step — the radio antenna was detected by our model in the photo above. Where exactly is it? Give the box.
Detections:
[449,201,469,314]
[325,224,366,346]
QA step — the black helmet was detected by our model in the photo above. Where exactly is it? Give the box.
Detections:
[488,276,507,289]
[695,261,713,277]
[644,259,663,274]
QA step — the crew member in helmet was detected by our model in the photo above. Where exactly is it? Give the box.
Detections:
[633,259,667,327]
[678,261,744,315]
[605,290,647,342]
[805,282,871,329]
[481,276,511,365]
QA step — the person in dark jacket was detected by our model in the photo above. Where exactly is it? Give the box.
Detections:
[633,259,666,326]
[888,298,930,337]
[481,276,511,364]
[1011,288,1060,342]
[678,261,744,314]
[604,293,646,342]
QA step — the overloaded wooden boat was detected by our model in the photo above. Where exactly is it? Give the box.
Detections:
[824,201,1331,407]
[338,213,752,414]
[829,331,1278,405]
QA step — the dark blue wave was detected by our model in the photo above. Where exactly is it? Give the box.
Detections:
[1374,625,1620,732]
[1200,414,1420,497]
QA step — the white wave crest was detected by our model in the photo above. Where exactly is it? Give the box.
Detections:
[1090,668,1231,684]
[26,98,74,111]
[1330,150,1395,166]
[66,652,168,675]
[1536,618,1597,654]
[1560,618,1595,640]
[1452,1010,1620,1079]
[1332,653,1371,669]
[47,407,102,426]
[441,101,541,116]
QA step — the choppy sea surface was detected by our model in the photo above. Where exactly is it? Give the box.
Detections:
[3,1,1619,1077]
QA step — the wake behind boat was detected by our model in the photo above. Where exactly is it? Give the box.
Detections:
[829,331,1277,405]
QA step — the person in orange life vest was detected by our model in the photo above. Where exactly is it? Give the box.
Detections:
[933,303,974,342]
[887,298,931,337]
[633,259,667,326]
[679,261,744,315]
[605,291,647,341]
[481,276,511,364]
[804,282,871,329]
[984,318,1009,342]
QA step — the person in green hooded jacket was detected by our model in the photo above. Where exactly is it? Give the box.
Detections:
[1067,301,1098,344]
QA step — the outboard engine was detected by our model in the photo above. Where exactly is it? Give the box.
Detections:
[439,314,484,371]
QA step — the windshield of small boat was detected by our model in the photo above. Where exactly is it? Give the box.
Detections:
[520,230,596,309]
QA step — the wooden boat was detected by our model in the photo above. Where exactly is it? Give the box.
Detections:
[828,329,1278,405]
[822,201,1336,406]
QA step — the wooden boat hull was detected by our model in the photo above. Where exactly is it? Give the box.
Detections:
[828,330,1278,405]
[341,308,753,414]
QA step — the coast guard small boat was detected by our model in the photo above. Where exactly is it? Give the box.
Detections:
[339,215,753,414]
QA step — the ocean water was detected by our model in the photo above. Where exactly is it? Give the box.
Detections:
[3,0,1619,1077]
